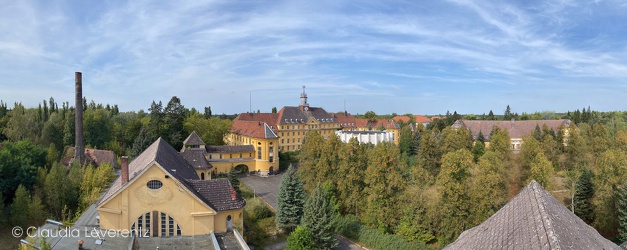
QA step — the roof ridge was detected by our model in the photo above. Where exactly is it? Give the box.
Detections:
[530,180,561,250]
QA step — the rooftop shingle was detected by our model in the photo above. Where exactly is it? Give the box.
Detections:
[183,131,206,146]
[445,180,619,250]
[186,179,246,211]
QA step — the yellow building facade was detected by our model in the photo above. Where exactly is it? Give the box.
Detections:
[97,138,245,237]
[226,121,280,175]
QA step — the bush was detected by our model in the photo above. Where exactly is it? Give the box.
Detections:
[334,214,361,239]
[245,198,273,221]
[334,215,430,250]
[287,226,316,250]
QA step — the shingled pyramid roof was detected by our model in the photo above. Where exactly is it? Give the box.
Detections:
[445,180,619,250]
[183,131,205,146]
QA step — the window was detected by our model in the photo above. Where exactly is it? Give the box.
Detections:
[145,212,150,235]
[230,154,232,158]
[220,154,222,159]
[298,138,301,143]
[169,216,174,236]
[239,153,242,158]
[281,139,284,143]
[249,153,252,157]
[257,147,262,159]
[293,132,295,136]
[147,180,163,190]
[269,156,273,162]
[161,213,166,236]
[298,131,300,135]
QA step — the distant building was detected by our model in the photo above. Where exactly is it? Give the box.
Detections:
[445,180,619,249]
[335,130,395,145]
[354,118,400,145]
[392,115,433,128]
[228,86,341,152]
[452,119,570,150]
[62,147,117,168]
[97,137,245,237]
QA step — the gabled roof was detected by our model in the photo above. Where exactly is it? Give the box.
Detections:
[415,115,432,123]
[231,120,278,139]
[186,179,246,211]
[98,138,244,212]
[330,112,357,128]
[445,180,619,250]
[278,106,336,124]
[392,116,410,123]
[206,145,255,153]
[355,118,400,130]
[454,119,570,141]
[235,113,279,128]
[99,138,200,205]
[183,131,205,146]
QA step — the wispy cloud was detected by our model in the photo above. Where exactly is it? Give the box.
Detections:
[1,0,627,114]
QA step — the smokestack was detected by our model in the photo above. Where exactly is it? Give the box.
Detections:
[121,156,129,185]
[74,72,85,165]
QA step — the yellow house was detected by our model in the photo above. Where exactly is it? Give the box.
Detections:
[97,137,245,237]
[230,87,342,152]
[226,120,279,175]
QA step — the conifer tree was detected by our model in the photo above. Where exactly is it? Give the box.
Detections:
[227,167,241,195]
[10,185,30,228]
[471,140,485,163]
[410,129,421,156]
[574,169,594,223]
[302,184,338,249]
[276,166,306,232]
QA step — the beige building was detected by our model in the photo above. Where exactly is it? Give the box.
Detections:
[97,137,245,237]
[452,119,571,150]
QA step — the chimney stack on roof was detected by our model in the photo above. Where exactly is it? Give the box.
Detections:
[121,156,129,185]
[74,72,85,165]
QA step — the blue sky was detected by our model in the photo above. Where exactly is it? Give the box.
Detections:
[2,0,627,115]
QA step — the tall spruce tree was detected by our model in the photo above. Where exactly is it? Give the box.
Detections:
[574,169,594,224]
[276,166,306,232]
[227,167,241,195]
[302,184,338,249]
[410,129,421,156]
[619,181,627,241]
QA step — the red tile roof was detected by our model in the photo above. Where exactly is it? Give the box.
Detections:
[392,116,411,123]
[415,115,432,123]
[330,112,357,128]
[355,119,400,130]
[231,120,278,139]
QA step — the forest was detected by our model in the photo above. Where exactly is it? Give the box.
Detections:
[296,107,627,248]
[0,97,232,247]
[2,96,627,248]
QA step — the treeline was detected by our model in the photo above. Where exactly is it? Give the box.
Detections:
[298,109,627,247]
[0,97,233,239]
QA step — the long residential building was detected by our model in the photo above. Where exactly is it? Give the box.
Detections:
[452,119,571,150]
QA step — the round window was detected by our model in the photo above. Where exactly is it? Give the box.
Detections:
[147,180,163,190]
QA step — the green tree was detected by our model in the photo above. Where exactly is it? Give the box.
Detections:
[10,185,30,228]
[528,153,554,190]
[204,106,212,118]
[302,184,338,249]
[504,105,513,120]
[147,100,164,140]
[363,143,406,232]
[364,111,377,120]
[227,167,241,195]
[593,149,627,236]
[619,181,627,242]
[272,107,278,113]
[436,149,474,242]
[84,108,114,149]
[0,193,5,225]
[299,131,326,192]
[183,114,232,145]
[164,96,186,149]
[276,166,306,232]
[131,126,152,158]
[471,141,485,163]
[487,110,495,120]
[488,126,511,162]
[335,138,368,215]
[469,151,508,225]
[574,169,594,224]
[286,226,316,250]
[419,130,441,176]
[0,140,46,201]
[410,128,421,156]
[399,126,413,155]
[440,127,473,156]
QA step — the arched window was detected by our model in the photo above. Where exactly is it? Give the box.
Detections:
[131,211,181,237]
[200,172,205,180]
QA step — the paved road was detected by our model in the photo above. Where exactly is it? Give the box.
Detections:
[239,174,365,250]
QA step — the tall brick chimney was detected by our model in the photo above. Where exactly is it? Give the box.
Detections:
[121,156,129,185]
[74,72,85,165]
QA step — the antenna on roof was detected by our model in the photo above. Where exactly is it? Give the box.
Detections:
[249,92,252,113]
